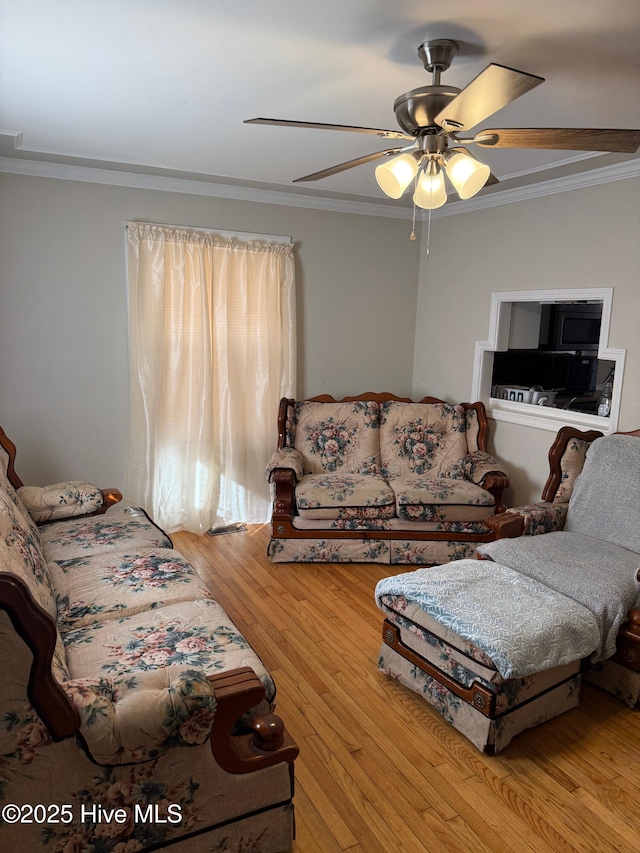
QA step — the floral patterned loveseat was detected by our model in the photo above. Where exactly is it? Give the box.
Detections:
[266,393,509,564]
[0,426,298,853]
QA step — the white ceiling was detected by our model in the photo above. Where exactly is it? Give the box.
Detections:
[1,0,639,209]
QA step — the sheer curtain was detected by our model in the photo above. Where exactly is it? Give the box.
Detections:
[126,222,296,534]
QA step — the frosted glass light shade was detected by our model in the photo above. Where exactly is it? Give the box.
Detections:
[444,149,491,199]
[375,153,419,199]
[413,165,446,209]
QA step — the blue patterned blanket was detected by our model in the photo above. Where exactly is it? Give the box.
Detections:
[375,559,601,679]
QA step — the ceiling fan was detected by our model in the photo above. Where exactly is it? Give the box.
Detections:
[245,39,640,210]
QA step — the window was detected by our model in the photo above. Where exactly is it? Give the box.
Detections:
[126,222,296,534]
[472,289,624,433]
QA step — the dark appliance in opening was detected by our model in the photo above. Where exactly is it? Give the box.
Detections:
[539,302,602,353]
[492,351,600,396]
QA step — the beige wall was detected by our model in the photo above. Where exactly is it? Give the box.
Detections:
[0,172,419,487]
[412,177,640,505]
[2,169,637,507]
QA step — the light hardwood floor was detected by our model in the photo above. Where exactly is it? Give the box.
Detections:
[173,526,640,853]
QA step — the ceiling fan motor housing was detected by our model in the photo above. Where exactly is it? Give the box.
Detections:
[393,86,461,136]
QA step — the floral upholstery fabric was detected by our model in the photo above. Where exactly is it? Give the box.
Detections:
[1,446,295,850]
[378,402,467,478]
[506,502,568,535]
[290,400,381,475]
[268,536,477,565]
[554,436,591,503]
[292,516,491,534]
[295,473,395,519]
[49,547,212,631]
[17,481,103,523]
[382,605,581,709]
[62,598,276,722]
[265,446,305,482]
[391,478,495,522]
[465,406,480,453]
[448,450,508,484]
[0,487,57,619]
[378,641,581,753]
[267,399,510,570]
[39,506,172,562]
[63,667,217,764]
[0,619,294,850]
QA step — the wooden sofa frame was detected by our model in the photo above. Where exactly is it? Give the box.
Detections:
[270,392,509,544]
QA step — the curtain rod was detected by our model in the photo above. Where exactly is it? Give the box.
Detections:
[125,220,292,245]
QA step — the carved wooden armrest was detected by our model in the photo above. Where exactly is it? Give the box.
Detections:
[487,502,567,539]
[96,488,123,515]
[480,472,509,514]
[612,609,640,673]
[208,667,299,774]
[486,511,525,539]
[270,469,296,522]
[0,573,80,740]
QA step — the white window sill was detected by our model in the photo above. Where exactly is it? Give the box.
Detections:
[487,398,617,434]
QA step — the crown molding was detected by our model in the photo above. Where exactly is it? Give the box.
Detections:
[0,156,412,220]
[1,153,638,221]
[428,157,640,218]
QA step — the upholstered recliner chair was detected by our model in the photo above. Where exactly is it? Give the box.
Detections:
[482,426,640,708]
[375,426,640,752]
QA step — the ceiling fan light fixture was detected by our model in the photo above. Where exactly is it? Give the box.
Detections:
[413,160,447,209]
[443,148,491,199]
[375,152,419,199]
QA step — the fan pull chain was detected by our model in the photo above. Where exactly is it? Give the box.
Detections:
[409,174,418,241]
[425,207,432,258]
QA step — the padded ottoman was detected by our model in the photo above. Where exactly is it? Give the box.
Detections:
[375,559,601,753]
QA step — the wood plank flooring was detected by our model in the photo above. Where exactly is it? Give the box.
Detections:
[173,526,640,853]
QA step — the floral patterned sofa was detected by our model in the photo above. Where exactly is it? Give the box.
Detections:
[0,426,298,853]
[266,393,509,564]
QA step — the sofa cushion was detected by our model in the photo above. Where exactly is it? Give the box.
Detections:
[39,506,172,562]
[565,434,640,554]
[379,402,467,478]
[63,667,217,765]
[17,481,104,523]
[391,478,495,522]
[291,400,381,475]
[49,547,212,632]
[62,598,276,708]
[295,473,395,520]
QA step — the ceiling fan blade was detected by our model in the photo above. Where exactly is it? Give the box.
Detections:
[292,148,403,183]
[435,64,544,131]
[473,127,640,153]
[245,117,413,140]
[485,171,500,187]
